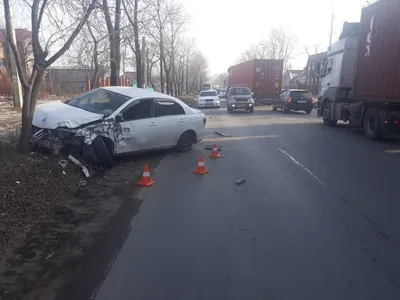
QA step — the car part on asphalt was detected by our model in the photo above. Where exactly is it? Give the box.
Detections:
[235,177,246,185]
[68,155,90,178]
[215,131,231,137]
[193,156,208,175]
[204,145,222,151]
[137,165,155,187]
[209,144,220,159]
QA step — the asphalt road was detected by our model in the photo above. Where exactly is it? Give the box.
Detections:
[94,100,400,300]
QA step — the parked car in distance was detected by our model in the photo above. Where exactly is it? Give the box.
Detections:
[272,89,314,114]
[219,89,227,98]
[32,87,207,166]
[227,86,254,113]
[197,90,220,108]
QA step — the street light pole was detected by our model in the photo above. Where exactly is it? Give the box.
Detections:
[328,0,335,51]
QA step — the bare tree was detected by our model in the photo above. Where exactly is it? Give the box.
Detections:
[122,0,141,87]
[238,27,297,69]
[102,0,122,85]
[3,0,98,152]
[67,11,110,89]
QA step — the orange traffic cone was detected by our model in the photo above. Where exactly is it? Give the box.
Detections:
[193,156,208,175]
[209,144,220,159]
[137,165,155,187]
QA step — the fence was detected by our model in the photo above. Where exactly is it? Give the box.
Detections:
[88,75,132,90]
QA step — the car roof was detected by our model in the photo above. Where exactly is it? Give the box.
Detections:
[101,86,177,100]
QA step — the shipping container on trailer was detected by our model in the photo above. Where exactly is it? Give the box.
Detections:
[317,0,400,140]
[228,59,283,104]
[354,0,400,103]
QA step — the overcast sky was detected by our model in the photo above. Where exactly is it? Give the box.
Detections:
[183,0,369,75]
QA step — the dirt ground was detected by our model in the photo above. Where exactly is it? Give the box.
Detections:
[0,98,163,299]
[0,143,163,299]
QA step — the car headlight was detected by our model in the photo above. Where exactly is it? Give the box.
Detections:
[248,98,254,103]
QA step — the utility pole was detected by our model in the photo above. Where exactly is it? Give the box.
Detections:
[328,0,335,51]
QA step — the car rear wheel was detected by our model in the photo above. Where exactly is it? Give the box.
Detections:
[176,131,196,152]
[282,103,289,113]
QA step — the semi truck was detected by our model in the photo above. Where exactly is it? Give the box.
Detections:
[317,0,400,140]
[228,59,283,105]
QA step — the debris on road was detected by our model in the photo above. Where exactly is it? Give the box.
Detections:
[215,131,231,137]
[235,177,246,185]
[204,145,222,151]
[68,155,90,178]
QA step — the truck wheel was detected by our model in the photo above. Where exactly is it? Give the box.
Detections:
[363,107,382,140]
[282,103,289,113]
[322,103,337,126]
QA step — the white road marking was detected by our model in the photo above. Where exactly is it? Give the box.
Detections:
[201,135,280,143]
[278,148,327,187]
[385,149,400,154]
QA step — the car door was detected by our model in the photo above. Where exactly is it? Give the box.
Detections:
[154,98,187,146]
[115,98,158,154]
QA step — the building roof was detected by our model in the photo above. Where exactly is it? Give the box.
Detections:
[0,28,32,42]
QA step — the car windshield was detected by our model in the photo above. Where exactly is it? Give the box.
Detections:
[230,87,251,96]
[290,91,313,98]
[66,89,131,116]
[200,91,217,97]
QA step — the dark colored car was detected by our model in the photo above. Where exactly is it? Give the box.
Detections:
[227,86,255,113]
[272,89,314,114]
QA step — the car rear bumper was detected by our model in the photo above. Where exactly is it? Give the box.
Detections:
[287,103,313,110]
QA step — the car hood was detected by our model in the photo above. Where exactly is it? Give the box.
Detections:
[32,101,104,129]
[231,95,251,100]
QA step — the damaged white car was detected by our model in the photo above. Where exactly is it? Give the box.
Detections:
[32,87,207,166]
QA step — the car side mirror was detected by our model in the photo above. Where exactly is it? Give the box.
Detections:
[115,115,124,123]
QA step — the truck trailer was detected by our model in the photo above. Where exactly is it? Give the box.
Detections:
[228,59,283,105]
[317,0,400,140]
